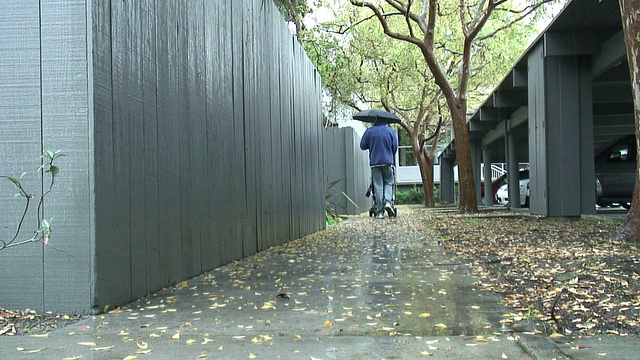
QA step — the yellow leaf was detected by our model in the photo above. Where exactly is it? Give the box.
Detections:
[93,345,115,351]
[25,348,44,354]
[421,351,433,356]
[136,350,153,355]
[502,353,509,359]
[171,333,181,340]
[466,343,478,347]
[419,313,431,318]
[124,356,139,360]
[549,333,564,338]
[78,342,97,347]
[63,357,82,360]
[434,323,447,329]
[197,355,208,359]
[136,341,148,349]
[186,339,198,345]
[323,320,334,328]
[249,353,257,359]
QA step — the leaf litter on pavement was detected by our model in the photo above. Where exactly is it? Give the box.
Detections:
[431,207,640,337]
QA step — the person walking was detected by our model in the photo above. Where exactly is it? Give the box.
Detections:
[360,118,398,219]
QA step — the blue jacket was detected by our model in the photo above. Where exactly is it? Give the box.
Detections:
[360,124,398,166]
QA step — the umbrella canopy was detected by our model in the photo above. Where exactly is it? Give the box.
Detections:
[352,109,401,124]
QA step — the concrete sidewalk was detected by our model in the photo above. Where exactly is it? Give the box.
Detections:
[1,206,637,359]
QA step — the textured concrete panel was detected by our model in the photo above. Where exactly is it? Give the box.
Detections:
[1,0,326,314]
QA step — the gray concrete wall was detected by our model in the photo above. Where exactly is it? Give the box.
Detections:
[324,127,371,216]
[0,0,325,314]
[0,0,93,313]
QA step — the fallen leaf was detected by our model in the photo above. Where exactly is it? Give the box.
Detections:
[186,339,198,345]
[171,333,181,340]
[323,320,334,328]
[93,345,115,351]
[419,313,431,318]
[22,348,44,354]
[78,342,97,347]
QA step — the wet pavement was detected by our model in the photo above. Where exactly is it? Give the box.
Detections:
[1,205,638,359]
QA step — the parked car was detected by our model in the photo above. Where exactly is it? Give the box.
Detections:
[481,169,529,205]
[495,176,530,207]
[595,135,636,210]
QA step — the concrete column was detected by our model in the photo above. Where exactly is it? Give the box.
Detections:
[470,138,483,204]
[440,157,455,203]
[528,42,595,216]
[507,131,521,208]
[482,147,493,207]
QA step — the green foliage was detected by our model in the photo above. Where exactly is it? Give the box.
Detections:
[396,185,442,205]
[0,150,64,251]
[396,186,425,205]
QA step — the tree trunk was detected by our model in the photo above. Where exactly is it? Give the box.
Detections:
[416,149,435,207]
[450,105,478,213]
[614,0,640,242]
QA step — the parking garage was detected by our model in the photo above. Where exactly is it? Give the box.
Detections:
[438,0,634,217]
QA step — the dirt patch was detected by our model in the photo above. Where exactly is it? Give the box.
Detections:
[0,308,84,336]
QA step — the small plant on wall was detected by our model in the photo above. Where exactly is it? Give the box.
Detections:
[0,150,64,251]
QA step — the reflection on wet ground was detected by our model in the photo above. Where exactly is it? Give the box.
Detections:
[169,213,516,338]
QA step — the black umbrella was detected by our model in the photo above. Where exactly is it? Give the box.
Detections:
[352,109,401,124]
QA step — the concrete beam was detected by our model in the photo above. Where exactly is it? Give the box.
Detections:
[493,90,528,108]
[592,31,627,78]
[544,31,599,57]
[512,67,527,87]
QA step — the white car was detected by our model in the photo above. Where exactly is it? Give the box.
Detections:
[495,179,530,207]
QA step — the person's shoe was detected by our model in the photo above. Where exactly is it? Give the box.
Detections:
[385,202,395,217]
[376,213,384,219]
